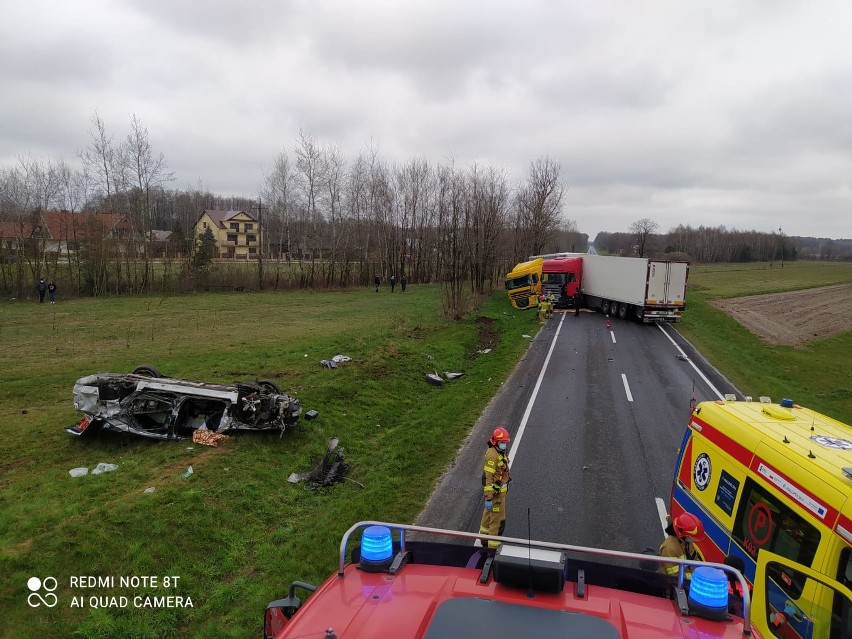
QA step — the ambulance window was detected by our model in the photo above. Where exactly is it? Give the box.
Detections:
[732,478,820,570]
[840,548,851,588]
[833,548,852,639]
[762,561,851,639]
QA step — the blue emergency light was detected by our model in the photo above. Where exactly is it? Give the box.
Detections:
[360,526,393,564]
[688,566,729,619]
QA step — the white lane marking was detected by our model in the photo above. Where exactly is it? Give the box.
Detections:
[621,373,633,402]
[611,331,616,344]
[656,324,724,400]
[655,497,669,537]
[507,313,565,468]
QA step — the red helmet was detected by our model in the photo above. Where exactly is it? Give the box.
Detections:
[490,427,511,445]
[673,513,705,541]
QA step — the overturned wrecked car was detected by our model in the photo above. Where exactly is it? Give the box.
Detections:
[66,365,302,440]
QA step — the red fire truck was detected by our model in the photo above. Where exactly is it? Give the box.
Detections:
[264,521,768,639]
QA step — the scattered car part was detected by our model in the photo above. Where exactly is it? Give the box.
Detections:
[425,372,444,386]
[443,371,464,380]
[288,437,350,489]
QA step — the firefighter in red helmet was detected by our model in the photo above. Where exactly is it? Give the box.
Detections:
[479,427,512,550]
[659,512,706,577]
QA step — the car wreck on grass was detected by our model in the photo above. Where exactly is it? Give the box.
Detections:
[66,365,302,441]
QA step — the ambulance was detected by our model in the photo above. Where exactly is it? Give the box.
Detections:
[670,397,852,638]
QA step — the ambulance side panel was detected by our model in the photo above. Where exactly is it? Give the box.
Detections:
[671,416,753,570]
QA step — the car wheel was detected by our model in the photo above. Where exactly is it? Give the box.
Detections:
[132,365,163,378]
[256,379,282,394]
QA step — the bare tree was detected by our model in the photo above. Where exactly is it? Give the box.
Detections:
[295,129,326,285]
[263,150,297,288]
[628,217,660,257]
[79,111,118,204]
[514,157,565,258]
[122,113,174,291]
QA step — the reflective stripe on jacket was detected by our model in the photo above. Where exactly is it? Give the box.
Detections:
[482,445,510,500]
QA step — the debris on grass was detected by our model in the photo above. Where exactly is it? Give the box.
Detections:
[443,371,464,380]
[144,487,155,494]
[91,462,118,475]
[425,372,444,386]
[477,348,492,354]
[69,467,88,478]
[192,430,230,447]
[288,437,352,489]
[181,466,194,479]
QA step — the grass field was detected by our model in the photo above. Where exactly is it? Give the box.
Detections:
[681,261,852,422]
[1,262,850,638]
[0,286,535,638]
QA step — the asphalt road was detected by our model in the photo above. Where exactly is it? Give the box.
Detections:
[416,308,740,554]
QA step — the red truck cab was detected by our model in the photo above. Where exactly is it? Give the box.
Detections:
[542,257,583,310]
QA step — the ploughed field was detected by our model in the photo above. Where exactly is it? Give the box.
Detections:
[711,283,852,347]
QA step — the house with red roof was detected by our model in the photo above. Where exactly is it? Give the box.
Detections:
[0,211,137,258]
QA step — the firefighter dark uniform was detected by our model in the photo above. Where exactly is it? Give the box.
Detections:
[479,427,511,549]
[659,512,705,578]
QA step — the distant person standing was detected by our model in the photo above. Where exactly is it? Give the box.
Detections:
[36,278,47,303]
[47,280,57,304]
[374,275,381,292]
[400,276,407,292]
[390,275,396,292]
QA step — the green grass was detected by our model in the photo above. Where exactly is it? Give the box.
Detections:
[0,286,536,639]
[680,261,852,422]
[2,262,850,637]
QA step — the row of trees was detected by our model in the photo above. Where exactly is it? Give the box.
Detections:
[4,112,847,308]
[0,116,578,315]
[597,222,851,263]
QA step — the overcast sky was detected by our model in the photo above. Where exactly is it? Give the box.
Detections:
[2,1,851,240]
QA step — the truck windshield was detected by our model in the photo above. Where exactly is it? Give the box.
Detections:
[505,275,531,290]
[543,273,566,285]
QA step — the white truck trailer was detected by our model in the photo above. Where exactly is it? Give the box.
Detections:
[580,255,688,322]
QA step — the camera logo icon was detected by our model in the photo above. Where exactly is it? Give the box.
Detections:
[27,577,58,608]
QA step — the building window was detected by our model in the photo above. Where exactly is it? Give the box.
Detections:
[248,247,257,254]
[246,234,256,243]
[202,222,208,229]
[245,223,253,230]
[230,222,240,231]
[227,234,238,243]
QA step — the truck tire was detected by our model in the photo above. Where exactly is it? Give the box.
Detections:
[618,303,629,320]
[602,300,611,315]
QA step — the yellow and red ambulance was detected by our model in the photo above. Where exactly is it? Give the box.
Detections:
[670,398,851,639]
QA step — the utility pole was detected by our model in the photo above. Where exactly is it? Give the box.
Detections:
[778,226,784,268]
[254,196,267,290]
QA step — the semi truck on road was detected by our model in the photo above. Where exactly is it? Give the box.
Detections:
[531,253,688,323]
